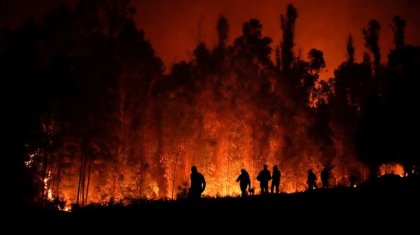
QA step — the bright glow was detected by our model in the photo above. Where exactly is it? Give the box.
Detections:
[61,205,72,212]
[378,163,405,177]
[24,153,37,168]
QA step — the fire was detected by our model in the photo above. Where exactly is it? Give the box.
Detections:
[25,74,370,206]
[44,171,54,201]
[24,153,36,168]
[61,205,72,212]
[378,162,405,177]
[33,147,367,206]
[19,3,373,207]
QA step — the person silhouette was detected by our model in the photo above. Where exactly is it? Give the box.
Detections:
[188,166,206,199]
[256,164,271,195]
[271,165,281,194]
[321,167,330,189]
[236,169,251,197]
[307,169,317,190]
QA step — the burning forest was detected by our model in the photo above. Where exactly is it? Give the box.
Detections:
[1,0,420,209]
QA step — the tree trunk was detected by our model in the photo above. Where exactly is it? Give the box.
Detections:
[84,162,92,205]
[76,154,83,206]
[172,149,179,200]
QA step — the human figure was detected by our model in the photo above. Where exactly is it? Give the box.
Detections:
[256,164,271,195]
[321,167,330,189]
[188,166,206,199]
[307,169,317,190]
[271,165,281,194]
[236,169,251,197]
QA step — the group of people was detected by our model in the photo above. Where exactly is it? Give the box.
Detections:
[307,167,331,190]
[187,164,282,199]
[187,164,339,199]
[245,164,282,196]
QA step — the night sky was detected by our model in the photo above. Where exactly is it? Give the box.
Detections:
[2,0,420,78]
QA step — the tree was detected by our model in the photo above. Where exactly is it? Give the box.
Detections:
[217,16,229,47]
[0,0,164,206]
[280,4,298,72]
[307,49,326,74]
[391,16,406,50]
[363,20,381,73]
[346,35,355,64]
[230,18,273,76]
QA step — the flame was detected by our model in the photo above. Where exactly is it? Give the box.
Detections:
[28,103,370,206]
[24,14,371,206]
[61,205,72,212]
[378,163,405,177]
[39,146,368,206]
[43,171,54,201]
[27,99,370,207]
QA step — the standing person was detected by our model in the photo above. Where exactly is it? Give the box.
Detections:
[321,167,330,189]
[256,164,271,195]
[307,169,317,190]
[188,166,206,199]
[236,169,251,197]
[271,165,281,194]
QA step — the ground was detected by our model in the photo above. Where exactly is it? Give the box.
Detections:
[3,174,419,232]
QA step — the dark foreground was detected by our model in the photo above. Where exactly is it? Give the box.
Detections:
[3,175,419,232]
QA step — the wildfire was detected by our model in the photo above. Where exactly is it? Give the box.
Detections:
[44,171,54,201]
[19,3,373,208]
[24,151,38,168]
[378,162,405,177]
[38,151,367,207]
[27,105,370,207]
[61,205,72,212]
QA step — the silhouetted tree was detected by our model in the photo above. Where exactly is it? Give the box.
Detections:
[346,35,355,64]
[213,16,229,73]
[217,16,229,47]
[231,18,273,72]
[280,4,298,72]
[307,48,326,74]
[391,16,406,50]
[330,35,373,178]
[0,0,164,206]
[386,16,420,170]
[194,42,212,74]
[363,20,381,73]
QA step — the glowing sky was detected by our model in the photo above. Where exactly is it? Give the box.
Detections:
[1,0,420,78]
[134,0,420,78]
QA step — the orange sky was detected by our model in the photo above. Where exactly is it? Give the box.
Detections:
[134,0,420,78]
[1,0,419,79]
